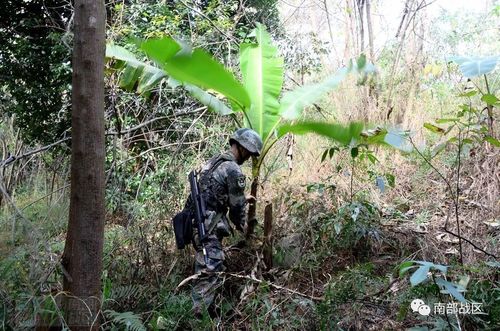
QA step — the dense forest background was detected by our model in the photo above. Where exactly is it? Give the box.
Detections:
[1,0,499,330]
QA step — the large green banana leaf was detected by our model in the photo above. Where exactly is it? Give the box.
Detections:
[278,121,364,146]
[239,23,284,141]
[278,121,412,151]
[162,46,251,110]
[106,44,167,96]
[106,43,233,115]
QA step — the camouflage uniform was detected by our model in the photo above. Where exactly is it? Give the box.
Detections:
[188,151,247,313]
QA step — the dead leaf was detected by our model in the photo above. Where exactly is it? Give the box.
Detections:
[444,247,459,255]
[483,220,500,227]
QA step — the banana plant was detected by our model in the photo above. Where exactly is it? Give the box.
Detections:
[105,24,374,235]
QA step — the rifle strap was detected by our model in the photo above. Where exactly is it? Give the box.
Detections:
[205,153,232,177]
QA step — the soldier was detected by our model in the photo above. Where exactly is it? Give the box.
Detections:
[187,128,263,318]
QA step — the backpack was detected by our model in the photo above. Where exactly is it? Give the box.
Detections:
[172,208,193,249]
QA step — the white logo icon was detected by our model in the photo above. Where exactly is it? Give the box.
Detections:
[411,299,431,316]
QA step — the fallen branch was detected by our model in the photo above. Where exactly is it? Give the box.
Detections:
[176,271,324,301]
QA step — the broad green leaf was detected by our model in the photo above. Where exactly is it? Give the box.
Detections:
[435,278,466,302]
[168,78,233,115]
[367,153,378,164]
[279,67,350,120]
[458,90,477,97]
[436,118,459,124]
[106,44,167,96]
[239,23,284,140]
[448,55,499,77]
[485,136,500,147]
[163,48,250,110]
[385,173,395,187]
[362,127,412,152]
[462,138,474,145]
[361,127,387,144]
[140,37,181,66]
[398,260,416,277]
[414,260,448,274]
[106,44,234,115]
[481,93,499,105]
[410,265,430,286]
[424,122,445,134]
[278,121,364,146]
[183,84,233,115]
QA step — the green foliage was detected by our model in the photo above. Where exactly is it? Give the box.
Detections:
[0,0,72,144]
[106,44,167,96]
[162,46,250,110]
[315,200,381,254]
[238,285,316,330]
[399,261,467,303]
[239,23,284,140]
[424,59,499,154]
[106,40,243,115]
[104,310,147,331]
[317,263,382,329]
[107,25,367,147]
[279,122,411,152]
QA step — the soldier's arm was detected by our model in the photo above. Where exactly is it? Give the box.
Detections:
[226,165,247,231]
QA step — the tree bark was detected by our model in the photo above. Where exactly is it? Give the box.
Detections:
[344,0,354,61]
[60,0,105,329]
[262,203,273,270]
[357,0,365,53]
[365,0,374,61]
[245,172,259,238]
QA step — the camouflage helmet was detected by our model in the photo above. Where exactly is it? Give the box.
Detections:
[229,128,263,156]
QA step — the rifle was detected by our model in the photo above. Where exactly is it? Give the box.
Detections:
[189,170,209,265]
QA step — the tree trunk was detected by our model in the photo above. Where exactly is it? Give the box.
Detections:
[245,172,259,238]
[365,0,374,61]
[262,203,273,270]
[245,155,264,239]
[344,0,354,62]
[60,0,105,329]
[357,0,365,53]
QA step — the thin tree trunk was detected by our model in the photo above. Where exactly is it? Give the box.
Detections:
[357,0,365,53]
[245,171,259,238]
[60,0,106,329]
[263,203,273,270]
[344,0,354,61]
[365,0,374,61]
